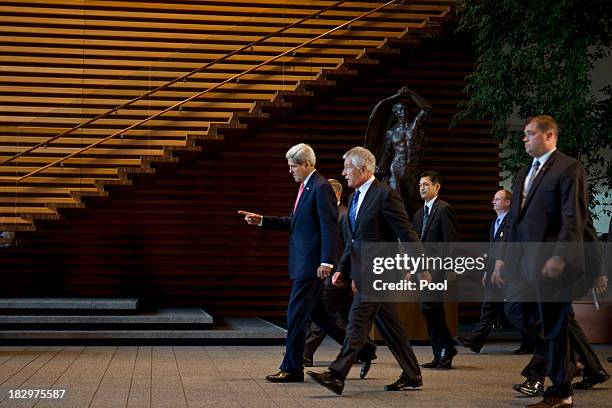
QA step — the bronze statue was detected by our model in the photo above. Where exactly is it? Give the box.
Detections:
[365,86,432,215]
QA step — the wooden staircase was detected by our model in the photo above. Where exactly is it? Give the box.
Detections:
[0,1,502,318]
[0,35,500,317]
[0,0,454,231]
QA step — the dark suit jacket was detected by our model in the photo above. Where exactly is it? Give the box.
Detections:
[413,198,458,244]
[338,178,423,282]
[412,198,458,281]
[503,150,587,285]
[572,216,604,299]
[262,171,338,280]
[486,214,510,280]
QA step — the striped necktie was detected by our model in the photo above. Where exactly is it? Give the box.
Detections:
[349,189,361,231]
[421,205,430,238]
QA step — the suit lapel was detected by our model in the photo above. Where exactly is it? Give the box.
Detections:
[493,217,507,241]
[351,179,378,234]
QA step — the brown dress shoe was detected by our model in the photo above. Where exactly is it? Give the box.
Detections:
[526,396,572,408]
[307,370,344,395]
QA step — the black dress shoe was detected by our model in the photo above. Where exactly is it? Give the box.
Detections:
[572,370,610,390]
[303,356,314,367]
[360,358,373,379]
[437,347,458,369]
[384,375,423,391]
[307,370,344,395]
[457,336,481,353]
[421,359,439,369]
[513,378,544,396]
[265,370,304,383]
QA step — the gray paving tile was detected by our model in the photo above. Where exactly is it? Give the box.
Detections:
[89,347,138,408]
[35,346,117,408]
[0,342,608,408]
[126,346,151,408]
[150,346,187,408]
[0,347,50,384]
[0,347,85,408]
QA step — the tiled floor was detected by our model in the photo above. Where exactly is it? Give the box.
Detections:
[0,342,610,407]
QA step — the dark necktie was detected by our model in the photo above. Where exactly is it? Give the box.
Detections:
[349,189,361,231]
[421,205,430,238]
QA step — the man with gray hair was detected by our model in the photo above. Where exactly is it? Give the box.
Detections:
[308,146,428,395]
[239,143,375,383]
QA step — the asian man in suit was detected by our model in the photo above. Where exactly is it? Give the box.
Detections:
[413,171,459,369]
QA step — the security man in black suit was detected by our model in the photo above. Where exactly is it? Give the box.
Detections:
[491,115,588,408]
[413,171,459,369]
[459,189,522,353]
[507,217,609,398]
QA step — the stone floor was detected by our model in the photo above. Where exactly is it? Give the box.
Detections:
[0,341,610,407]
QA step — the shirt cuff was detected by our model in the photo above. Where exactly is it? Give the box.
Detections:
[321,263,334,269]
[258,217,263,227]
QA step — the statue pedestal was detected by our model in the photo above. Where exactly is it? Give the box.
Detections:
[371,302,457,341]
[573,300,612,343]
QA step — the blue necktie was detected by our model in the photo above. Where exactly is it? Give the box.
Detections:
[349,189,360,231]
[421,205,430,238]
[493,218,501,237]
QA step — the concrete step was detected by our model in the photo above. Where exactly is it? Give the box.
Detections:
[0,297,138,311]
[0,318,285,341]
[0,307,212,325]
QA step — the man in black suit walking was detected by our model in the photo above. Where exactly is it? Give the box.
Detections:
[308,146,428,395]
[413,171,459,369]
[458,189,511,352]
[458,189,535,354]
[492,115,588,408]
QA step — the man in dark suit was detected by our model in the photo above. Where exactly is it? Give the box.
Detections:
[413,171,459,369]
[239,143,374,383]
[303,179,376,368]
[458,189,511,352]
[308,146,428,395]
[458,189,535,354]
[506,217,608,398]
[492,115,588,408]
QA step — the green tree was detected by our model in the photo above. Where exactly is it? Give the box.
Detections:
[454,0,612,216]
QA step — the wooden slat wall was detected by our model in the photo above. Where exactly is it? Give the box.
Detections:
[0,0,452,229]
[0,29,500,317]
